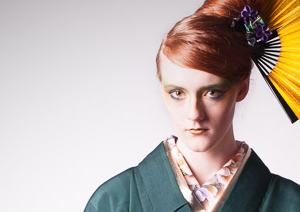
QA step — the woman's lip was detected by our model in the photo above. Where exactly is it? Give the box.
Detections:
[186,129,208,135]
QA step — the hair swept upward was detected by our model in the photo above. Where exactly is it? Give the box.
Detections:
[157,0,262,82]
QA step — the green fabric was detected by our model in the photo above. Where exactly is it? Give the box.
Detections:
[84,142,300,212]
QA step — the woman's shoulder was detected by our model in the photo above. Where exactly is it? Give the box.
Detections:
[84,142,168,212]
[270,174,300,191]
[94,167,137,195]
[84,167,138,212]
[259,174,300,211]
[268,174,300,198]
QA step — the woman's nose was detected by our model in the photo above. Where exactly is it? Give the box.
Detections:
[187,97,205,121]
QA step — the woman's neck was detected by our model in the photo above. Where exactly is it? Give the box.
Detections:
[176,131,238,185]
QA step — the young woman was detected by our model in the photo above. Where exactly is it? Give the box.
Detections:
[84,0,300,211]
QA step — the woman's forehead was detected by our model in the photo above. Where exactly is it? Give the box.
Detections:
[160,53,229,89]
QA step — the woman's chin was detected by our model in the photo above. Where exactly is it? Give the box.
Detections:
[177,133,214,153]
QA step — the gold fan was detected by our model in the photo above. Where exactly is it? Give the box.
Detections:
[253,0,300,123]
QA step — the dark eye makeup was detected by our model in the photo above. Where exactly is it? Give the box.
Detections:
[169,89,186,100]
[205,89,227,99]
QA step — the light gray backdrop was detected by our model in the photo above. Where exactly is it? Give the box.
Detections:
[1,0,299,212]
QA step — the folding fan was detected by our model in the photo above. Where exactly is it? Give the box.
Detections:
[252,0,300,123]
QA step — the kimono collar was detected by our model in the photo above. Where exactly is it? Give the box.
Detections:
[136,142,272,212]
[137,142,192,212]
[218,150,272,212]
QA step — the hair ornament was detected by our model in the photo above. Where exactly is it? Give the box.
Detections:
[231,2,300,123]
[241,5,258,25]
[231,5,272,46]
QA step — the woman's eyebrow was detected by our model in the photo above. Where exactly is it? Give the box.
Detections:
[162,81,231,91]
[163,84,184,90]
[201,81,232,90]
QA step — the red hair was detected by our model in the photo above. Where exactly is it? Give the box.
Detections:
[157,0,262,82]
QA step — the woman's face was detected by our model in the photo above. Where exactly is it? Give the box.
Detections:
[160,53,248,153]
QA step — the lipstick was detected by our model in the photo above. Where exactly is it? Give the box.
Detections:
[186,128,207,135]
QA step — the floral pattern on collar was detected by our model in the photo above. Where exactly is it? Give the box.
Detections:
[167,136,248,211]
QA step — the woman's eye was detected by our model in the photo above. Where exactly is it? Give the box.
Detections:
[205,90,225,99]
[169,90,186,100]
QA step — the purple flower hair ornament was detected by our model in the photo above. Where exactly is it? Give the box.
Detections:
[255,24,272,42]
[231,5,273,46]
[241,5,258,25]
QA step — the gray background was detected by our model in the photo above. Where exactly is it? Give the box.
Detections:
[1,0,299,211]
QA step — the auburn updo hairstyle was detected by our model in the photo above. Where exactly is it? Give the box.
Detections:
[157,0,262,83]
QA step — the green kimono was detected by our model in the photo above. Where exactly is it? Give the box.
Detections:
[84,142,300,212]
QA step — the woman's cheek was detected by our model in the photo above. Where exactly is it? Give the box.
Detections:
[168,105,183,121]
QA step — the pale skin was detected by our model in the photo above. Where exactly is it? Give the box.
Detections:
[159,53,250,185]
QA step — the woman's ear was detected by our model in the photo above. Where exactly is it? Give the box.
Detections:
[236,77,250,102]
